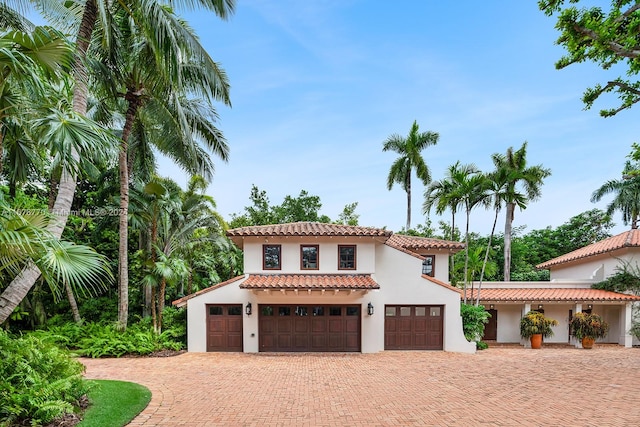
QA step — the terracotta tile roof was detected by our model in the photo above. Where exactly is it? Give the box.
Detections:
[240,274,380,290]
[464,287,640,302]
[537,229,640,269]
[386,234,465,252]
[227,222,392,239]
[172,275,245,307]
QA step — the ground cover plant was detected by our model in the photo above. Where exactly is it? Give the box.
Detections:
[31,321,184,358]
[78,380,151,427]
[0,329,87,426]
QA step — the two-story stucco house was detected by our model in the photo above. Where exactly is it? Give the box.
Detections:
[173,222,476,353]
[470,229,640,347]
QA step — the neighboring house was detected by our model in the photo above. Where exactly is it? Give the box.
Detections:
[470,229,640,347]
[173,222,476,353]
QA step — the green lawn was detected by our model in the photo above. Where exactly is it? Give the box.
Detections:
[78,380,151,427]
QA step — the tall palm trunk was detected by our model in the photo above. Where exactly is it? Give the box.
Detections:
[463,208,470,304]
[117,92,142,331]
[477,206,500,306]
[65,281,82,324]
[0,0,97,324]
[406,174,411,231]
[503,202,515,282]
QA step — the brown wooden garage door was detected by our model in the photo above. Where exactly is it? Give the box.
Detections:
[384,305,443,350]
[206,304,243,352]
[259,305,360,352]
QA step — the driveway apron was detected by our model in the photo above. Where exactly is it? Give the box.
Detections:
[81,346,640,426]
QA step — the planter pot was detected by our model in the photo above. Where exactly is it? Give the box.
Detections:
[581,337,595,349]
[530,334,543,349]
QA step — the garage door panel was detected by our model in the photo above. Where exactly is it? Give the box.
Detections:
[260,305,360,352]
[385,305,443,350]
[206,304,243,352]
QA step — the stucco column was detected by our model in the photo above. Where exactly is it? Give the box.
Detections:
[621,302,633,348]
[522,303,531,348]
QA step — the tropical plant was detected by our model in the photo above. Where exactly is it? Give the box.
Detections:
[492,142,551,281]
[460,303,491,344]
[0,328,87,425]
[383,120,439,231]
[0,0,236,327]
[519,311,558,339]
[569,312,609,341]
[591,161,640,230]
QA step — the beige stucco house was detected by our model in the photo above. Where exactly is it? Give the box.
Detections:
[471,229,640,347]
[173,222,476,353]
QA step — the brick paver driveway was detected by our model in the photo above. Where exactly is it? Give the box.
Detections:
[81,346,640,426]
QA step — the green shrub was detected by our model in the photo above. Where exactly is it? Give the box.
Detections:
[0,329,87,426]
[460,303,491,342]
[476,341,489,350]
[31,321,184,358]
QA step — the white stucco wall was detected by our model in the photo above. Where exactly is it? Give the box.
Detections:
[185,278,249,352]
[495,305,522,343]
[242,236,377,274]
[374,244,476,354]
[549,250,640,281]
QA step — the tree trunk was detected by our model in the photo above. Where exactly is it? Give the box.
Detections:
[151,285,158,333]
[157,277,167,334]
[116,94,140,331]
[463,208,470,304]
[65,281,82,325]
[449,212,456,282]
[406,175,411,231]
[477,207,500,306]
[0,0,97,325]
[504,202,515,282]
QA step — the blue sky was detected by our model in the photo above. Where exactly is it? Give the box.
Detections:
[174,1,636,236]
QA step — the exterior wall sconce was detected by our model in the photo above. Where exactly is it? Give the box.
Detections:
[489,304,495,310]
[367,302,374,316]
[538,304,543,309]
[245,302,252,316]
[587,304,593,309]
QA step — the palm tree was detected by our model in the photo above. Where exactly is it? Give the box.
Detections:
[423,162,475,281]
[0,197,112,323]
[492,142,551,281]
[591,161,640,229]
[475,167,524,305]
[0,0,235,326]
[457,165,490,303]
[383,120,439,231]
[88,4,230,330]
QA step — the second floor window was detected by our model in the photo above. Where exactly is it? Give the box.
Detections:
[301,245,319,270]
[338,245,356,270]
[422,255,435,276]
[263,245,281,270]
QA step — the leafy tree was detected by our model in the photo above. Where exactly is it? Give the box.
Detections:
[540,0,640,116]
[491,142,551,281]
[229,185,335,227]
[335,202,360,226]
[383,120,439,231]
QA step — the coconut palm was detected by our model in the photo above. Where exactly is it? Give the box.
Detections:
[0,0,235,326]
[492,142,551,281]
[383,120,439,231]
[87,4,230,330]
[591,161,640,229]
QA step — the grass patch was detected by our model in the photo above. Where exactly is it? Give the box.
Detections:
[79,380,151,427]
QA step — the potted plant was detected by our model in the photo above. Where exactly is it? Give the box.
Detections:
[569,312,609,349]
[520,311,559,349]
